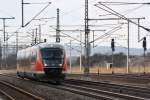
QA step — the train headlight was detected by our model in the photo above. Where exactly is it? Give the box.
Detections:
[44,63,48,66]
[59,64,62,66]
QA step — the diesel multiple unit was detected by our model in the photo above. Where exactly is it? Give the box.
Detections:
[17,43,67,83]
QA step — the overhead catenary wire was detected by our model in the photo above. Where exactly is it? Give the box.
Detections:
[98,2,150,5]
[4,0,150,48]
[92,27,121,44]
[65,44,81,53]
[24,2,51,27]
[7,3,53,42]
[95,2,150,32]
[49,26,85,44]
[98,4,144,17]
[5,0,105,44]
[90,24,123,43]
[25,2,51,4]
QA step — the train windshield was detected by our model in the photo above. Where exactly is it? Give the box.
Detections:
[41,48,64,59]
[41,48,64,66]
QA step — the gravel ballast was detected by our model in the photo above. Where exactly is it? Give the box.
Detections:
[0,74,98,100]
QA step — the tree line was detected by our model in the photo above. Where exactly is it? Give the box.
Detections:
[72,52,150,67]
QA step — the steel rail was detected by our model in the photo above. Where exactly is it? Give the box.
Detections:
[65,79,150,98]
[0,73,149,99]
[61,83,146,100]
[0,81,44,100]
[0,89,15,100]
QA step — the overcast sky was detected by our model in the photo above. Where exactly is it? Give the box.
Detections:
[0,0,150,52]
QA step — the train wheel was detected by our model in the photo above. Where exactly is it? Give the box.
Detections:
[17,72,20,77]
[17,72,24,79]
[55,81,61,85]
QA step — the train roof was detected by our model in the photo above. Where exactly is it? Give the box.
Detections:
[18,43,65,52]
[36,43,64,49]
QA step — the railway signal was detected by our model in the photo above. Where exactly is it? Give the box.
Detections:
[143,37,147,74]
[111,38,115,74]
[143,37,147,51]
[111,39,115,51]
[44,39,47,42]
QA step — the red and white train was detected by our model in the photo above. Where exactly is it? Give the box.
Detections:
[17,43,67,83]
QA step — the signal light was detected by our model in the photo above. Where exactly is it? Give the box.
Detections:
[111,39,115,51]
[44,39,47,42]
[143,37,147,51]
[56,38,60,43]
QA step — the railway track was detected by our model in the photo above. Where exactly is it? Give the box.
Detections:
[1,74,145,100]
[97,73,150,80]
[59,83,146,100]
[64,79,150,99]
[67,73,150,84]
[0,73,150,100]
[0,89,15,100]
[74,73,150,79]
[0,81,44,100]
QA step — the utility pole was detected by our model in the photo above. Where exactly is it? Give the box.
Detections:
[3,19,6,41]
[127,20,129,73]
[39,25,42,43]
[22,0,24,27]
[84,0,90,74]
[0,17,15,69]
[138,19,140,41]
[0,18,15,41]
[56,8,60,43]
[6,32,8,64]
[80,32,82,72]
[35,28,38,44]
[32,29,34,45]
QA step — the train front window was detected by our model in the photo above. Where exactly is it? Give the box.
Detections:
[41,48,63,59]
[41,48,64,66]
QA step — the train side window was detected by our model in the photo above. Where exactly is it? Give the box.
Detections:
[34,50,37,60]
[31,51,35,63]
[31,51,33,62]
[26,50,30,65]
[29,50,32,61]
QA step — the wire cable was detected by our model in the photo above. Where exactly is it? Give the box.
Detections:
[97,2,150,5]
[95,3,150,32]
[90,24,123,43]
